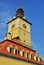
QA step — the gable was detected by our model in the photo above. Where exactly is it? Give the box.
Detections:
[7,16,32,25]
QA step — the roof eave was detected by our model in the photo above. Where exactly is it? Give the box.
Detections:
[7,16,32,25]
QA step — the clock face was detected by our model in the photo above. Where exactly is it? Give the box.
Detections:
[12,24,15,28]
[23,24,26,29]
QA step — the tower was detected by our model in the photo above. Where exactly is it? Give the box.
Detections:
[5,7,32,48]
[0,7,44,65]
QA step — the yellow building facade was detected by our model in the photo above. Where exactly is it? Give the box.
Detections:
[0,56,37,65]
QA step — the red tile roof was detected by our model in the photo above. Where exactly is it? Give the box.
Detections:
[0,38,44,65]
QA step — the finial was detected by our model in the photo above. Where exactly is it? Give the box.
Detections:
[19,4,22,9]
[18,1,22,8]
[16,5,24,18]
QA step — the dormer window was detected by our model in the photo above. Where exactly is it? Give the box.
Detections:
[28,53,32,59]
[7,45,13,53]
[38,56,42,62]
[20,50,25,57]
[34,55,38,61]
[13,47,18,54]
[25,52,29,58]
[7,47,10,53]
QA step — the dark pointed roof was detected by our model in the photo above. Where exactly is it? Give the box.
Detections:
[16,7,24,17]
[7,7,32,25]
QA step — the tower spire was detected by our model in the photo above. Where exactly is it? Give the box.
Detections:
[16,7,24,18]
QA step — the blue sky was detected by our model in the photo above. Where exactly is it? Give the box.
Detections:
[0,0,44,60]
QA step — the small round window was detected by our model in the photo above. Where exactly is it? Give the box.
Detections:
[12,24,15,28]
[23,24,26,29]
